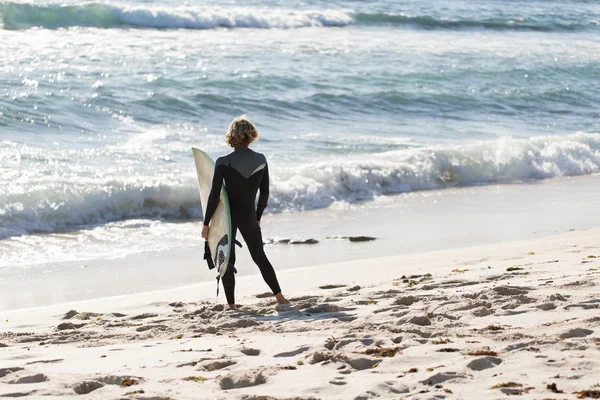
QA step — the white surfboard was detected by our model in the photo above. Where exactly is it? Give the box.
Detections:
[192,148,232,277]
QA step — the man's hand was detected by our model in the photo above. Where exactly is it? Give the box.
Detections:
[257,220,261,226]
[201,225,209,239]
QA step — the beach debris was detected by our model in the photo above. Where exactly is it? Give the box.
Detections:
[490,382,521,389]
[433,338,452,345]
[290,238,318,244]
[575,390,600,398]
[547,383,563,393]
[200,360,236,371]
[125,390,145,395]
[119,378,138,387]
[347,285,361,292]
[348,236,376,242]
[467,348,498,357]
[319,284,346,290]
[182,376,208,383]
[507,267,524,271]
[452,268,469,273]
[486,324,505,331]
[326,236,376,242]
[363,347,399,357]
[426,365,446,372]
[437,348,460,353]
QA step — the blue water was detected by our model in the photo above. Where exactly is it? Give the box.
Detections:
[1,0,600,267]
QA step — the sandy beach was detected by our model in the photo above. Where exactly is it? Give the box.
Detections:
[2,226,599,399]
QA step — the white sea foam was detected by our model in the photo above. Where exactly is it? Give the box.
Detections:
[1,132,599,239]
[0,3,354,30]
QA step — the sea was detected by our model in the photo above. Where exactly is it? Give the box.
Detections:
[1,0,600,273]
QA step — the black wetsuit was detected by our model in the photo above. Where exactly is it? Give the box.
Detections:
[203,147,281,304]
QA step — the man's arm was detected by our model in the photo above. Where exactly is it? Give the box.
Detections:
[256,163,269,222]
[204,162,225,227]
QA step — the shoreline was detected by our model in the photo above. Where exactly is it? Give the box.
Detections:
[2,226,599,399]
[4,173,600,311]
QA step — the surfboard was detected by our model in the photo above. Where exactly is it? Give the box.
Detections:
[192,148,232,277]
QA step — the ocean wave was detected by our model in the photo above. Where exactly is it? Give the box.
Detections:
[0,3,594,32]
[0,3,352,30]
[2,133,600,239]
[353,12,591,32]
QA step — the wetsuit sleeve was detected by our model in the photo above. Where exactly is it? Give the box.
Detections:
[256,163,269,221]
[203,163,225,226]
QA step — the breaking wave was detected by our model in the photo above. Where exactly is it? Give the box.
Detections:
[2,132,600,239]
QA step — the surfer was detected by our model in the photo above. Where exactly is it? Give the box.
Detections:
[201,116,289,310]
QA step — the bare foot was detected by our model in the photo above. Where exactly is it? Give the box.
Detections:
[228,304,238,310]
[275,292,289,305]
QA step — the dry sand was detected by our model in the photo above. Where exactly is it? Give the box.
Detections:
[1,227,600,399]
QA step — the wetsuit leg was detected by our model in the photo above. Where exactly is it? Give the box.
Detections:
[221,224,237,305]
[238,219,281,295]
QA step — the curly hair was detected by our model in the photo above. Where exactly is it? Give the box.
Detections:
[225,115,259,148]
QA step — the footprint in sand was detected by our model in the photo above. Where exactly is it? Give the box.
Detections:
[136,324,169,332]
[240,348,260,356]
[395,295,419,306]
[97,375,142,385]
[0,367,24,379]
[536,302,557,311]
[421,372,468,386]
[559,328,593,339]
[8,374,49,384]
[56,322,86,331]
[73,381,104,395]
[274,346,311,358]
[346,356,381,370]
[467,356,503,371]
[329,376,347,385]
[130,313,158,320]
[219,371,267,390]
